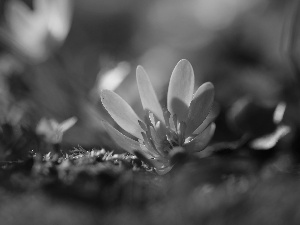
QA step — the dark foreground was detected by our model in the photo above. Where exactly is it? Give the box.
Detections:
[0,148,300,225]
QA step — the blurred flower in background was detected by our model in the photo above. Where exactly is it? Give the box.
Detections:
[0,0,73,63]
[36,117,77,144]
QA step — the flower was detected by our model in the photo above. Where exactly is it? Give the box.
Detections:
[0,0,73,63]
[36,117,77,144]
[101,59,215,174]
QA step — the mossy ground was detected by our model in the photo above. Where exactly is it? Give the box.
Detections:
[0,146,300,225]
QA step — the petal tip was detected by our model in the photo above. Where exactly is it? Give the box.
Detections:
[168,59,195,121]
[136,65,144,72]
[100,89,109,97]
[100,89,116,103]
[136,65,147,79]
[201,82,215,92]
[177,58,191,65]
[174,59,193,72]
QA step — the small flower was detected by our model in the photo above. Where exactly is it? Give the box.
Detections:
[0,0,73,63]
[101,59,215,174]
[36,117,77,144]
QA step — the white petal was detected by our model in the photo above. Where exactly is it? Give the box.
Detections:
[167,59,194,122]
[59,117,77,132]
[101,90,144,139]
[273,102,286,124]
[102,120,142,154]
[36,118,53,135]
[185,82,214,137]
[136,66,165,123]
[192,106,218,135]
[250,125,290,150]
[184,123,215,153]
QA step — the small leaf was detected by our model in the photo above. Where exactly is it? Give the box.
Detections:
[250,125,291,150]
[184,123,216,153]
[136,66,165,123]
[167,59,194,122]
[185,82,214,137]
[101,90,144,139]
[102,120,142,154]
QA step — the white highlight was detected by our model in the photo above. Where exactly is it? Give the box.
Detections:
[98,62,131,91]
[273,102,286,124]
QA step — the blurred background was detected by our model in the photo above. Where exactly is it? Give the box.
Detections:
[0,0,297,152]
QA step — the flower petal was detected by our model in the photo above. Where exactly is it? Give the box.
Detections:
[250,125,290,150]
[185,82,214,137]
[35,0,49,14]
[101,90,143,139]
[136,66,165,123]
[167,59,194,122]
[6,0,33,26]
[59,117,77,132]
[102,120,142,154]
[49,119,60,130]
[192,110,216,135]
[184,123,216,153]
[273,102,286,124]
[36,118,53,135]
[5,0,35,44]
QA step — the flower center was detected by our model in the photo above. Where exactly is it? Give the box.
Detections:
[138,109,187,161]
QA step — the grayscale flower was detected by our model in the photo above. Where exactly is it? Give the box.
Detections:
[101,59,215,174]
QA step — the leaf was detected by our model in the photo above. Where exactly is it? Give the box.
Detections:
[167,59,194,122]
[184,123,216,153]
[250,125,291,150]
[101,90,144,139]
[185,82,214,137]
[102,120,142,154]
[136,66,165,123]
